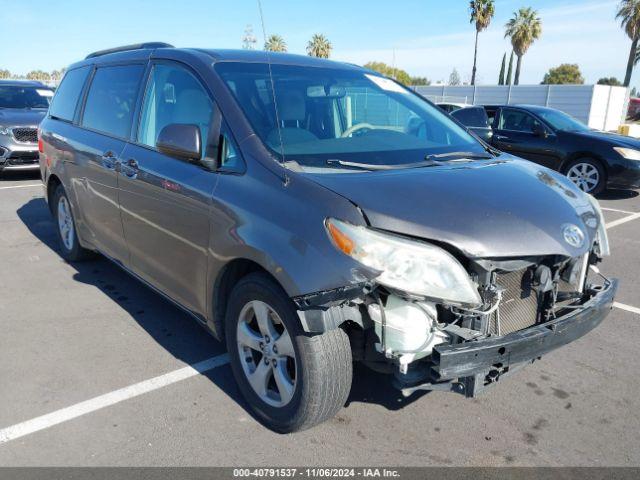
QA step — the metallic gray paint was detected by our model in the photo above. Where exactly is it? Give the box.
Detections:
[39,46,602,341]
[304,158,598,259]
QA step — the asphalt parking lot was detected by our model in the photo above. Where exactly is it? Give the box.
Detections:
[0,171,639,467]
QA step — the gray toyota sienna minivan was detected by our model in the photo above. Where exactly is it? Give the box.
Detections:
[39,43,617,432]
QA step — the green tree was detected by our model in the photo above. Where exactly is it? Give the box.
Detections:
[542,64,584,84]
[449,68,461,86]
[264,34,287,52]
[0,69,10,79]
[26,70,50,81]
[498,52,506,85]
[50,68,66,83]
[506,51,514,85]
[410,76,431,86]
[306,34,332,58]
[597,77,622,86]
[618,1,640,86]
[505,7,542,85]
[469,0,495,85]
[364,61,412,85]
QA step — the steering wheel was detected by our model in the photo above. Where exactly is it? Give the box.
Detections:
[341,122,376,138]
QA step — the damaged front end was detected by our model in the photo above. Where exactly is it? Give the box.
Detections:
[293,201,617,398]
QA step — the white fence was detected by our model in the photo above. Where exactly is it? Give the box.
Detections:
[413,84,629,131]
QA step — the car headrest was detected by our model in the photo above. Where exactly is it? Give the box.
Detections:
[276,89,306,122]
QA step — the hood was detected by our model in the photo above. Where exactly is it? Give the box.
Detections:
[306,157,598,259]
[570,129,640,148]
[0,108,47,127]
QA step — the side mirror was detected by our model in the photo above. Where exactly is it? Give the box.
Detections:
[532,123,547,138]
[156,124,201,162]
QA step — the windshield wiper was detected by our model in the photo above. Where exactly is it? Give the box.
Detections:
[425,151,494,161]
[326,152,497,171]
[326,159,451,171]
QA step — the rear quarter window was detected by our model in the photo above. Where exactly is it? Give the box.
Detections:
[451,107,489,128]
[81,64,145,139]
[49,66,91,122]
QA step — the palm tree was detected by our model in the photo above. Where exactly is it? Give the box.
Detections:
[306,34,332,58]
[506,51,514,85]
[264,34,287,52]
[617,0,640,86]
[498,52,506,85]
[504,7,542,85]
[469,0,495,85]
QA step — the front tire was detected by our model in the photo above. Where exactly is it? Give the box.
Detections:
[225,272,353,433]
[565,158,606,195]
[52,185,93,262]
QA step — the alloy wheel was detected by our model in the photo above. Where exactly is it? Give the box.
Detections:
[57,196,75,251]
[236,300,297,407]
[567,163,600,193]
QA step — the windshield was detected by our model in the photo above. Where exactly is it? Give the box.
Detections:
[536,109,590,132]
[0,85,54,109]
[216,62,486,171]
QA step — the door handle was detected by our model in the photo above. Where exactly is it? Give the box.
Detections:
[494,135,509,141]
[120,158,139,179]
[101,151,118,170]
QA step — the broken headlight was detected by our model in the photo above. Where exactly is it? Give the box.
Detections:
[587,194,610,257]
[325,218,482,306]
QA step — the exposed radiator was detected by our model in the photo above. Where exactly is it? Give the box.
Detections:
[488,268,539,335]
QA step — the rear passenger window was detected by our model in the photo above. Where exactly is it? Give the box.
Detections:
[82,65,145,138]
[49,66,90,122]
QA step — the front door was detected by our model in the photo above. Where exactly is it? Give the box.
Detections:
[74,64,145,263]
[492,108,560,169]
[118,62,218,315]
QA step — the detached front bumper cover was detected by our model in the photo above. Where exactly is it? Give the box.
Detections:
[431,278,618,380]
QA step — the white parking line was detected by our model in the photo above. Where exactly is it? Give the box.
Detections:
[606,212,640,229]
[614,302,640,315]
[601,207,636,215]
[0,353,229,445]
[0,183,42,190]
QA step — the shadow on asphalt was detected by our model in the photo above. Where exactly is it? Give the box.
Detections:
[596,189,639,201]
[0,170,41,182]
[16,197,425,429]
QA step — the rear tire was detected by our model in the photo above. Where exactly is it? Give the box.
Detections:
[225,272,353,432]
[52,184,93,262]
[564,158,606,195]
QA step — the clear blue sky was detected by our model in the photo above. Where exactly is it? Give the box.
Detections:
[1,0,635,86]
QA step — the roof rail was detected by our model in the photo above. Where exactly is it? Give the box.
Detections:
[85,42,174,59]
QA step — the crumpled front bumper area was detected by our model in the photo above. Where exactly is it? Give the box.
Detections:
[431,279,618,383]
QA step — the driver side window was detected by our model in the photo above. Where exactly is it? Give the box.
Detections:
[138,63,213,158]
[498,109,541,133]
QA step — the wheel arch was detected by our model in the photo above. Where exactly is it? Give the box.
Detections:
[210,258,287,341]
[560,153,607,177]
[46,173,62,214]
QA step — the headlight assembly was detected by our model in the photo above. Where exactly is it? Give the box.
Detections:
[0,127,12,136]
[325,218,482,306]
[587,194,610,256]
[613,147,640,161]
